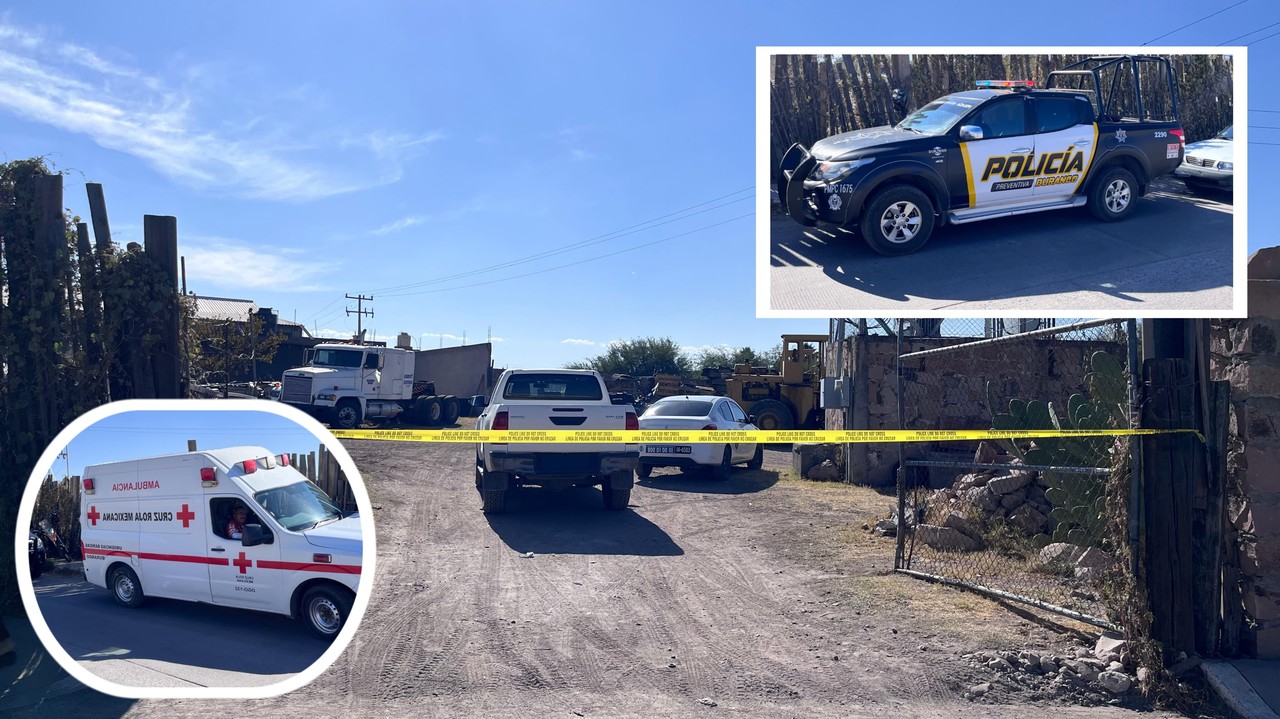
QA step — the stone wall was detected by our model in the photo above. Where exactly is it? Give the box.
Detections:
[1214,248,1280,657]
[827,332,1126,487]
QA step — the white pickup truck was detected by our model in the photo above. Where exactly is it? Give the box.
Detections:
[474,369,639,513]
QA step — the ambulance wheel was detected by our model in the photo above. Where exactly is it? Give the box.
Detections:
[1089,166,1137,222]
[302,585,353,639]
[110,566,145,608]
[860,185,935,255]
[332,400,362,430]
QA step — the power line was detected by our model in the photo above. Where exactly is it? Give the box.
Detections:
[380,213,753,298]
[1246,27,1280,45]
[1220,19,1280,44]
[1251,109,1280,113]
[366,187,753,294]
[1250,125,1280,129]
[1144,0,1250,44]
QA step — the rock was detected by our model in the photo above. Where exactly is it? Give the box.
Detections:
[999,488,1028,510]
[1076,547,1114,570]
[1094,632,1127,663]
[1136,667,1153,683]
[873,519,897,536]
[1097,671,1132,694]
[1170,655,1202,676]
[808,460,840,482]
[1040,543,1087,567]
[1007,504,1048,534]
[915,524,982,552]
[974,441,998,465]
[1019,650,1041,668]
[969,682,991,696]
[1107,661,1125,673]
[698,697,718,707]
[987,470,1034,495]
[987,658,1013,672]
[943,512,984,544]
[1039,656,1059,674]
[1074,566,1102,582]
[966,486,1000,512]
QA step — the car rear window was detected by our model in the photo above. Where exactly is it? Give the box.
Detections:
[502,373,603,401]
[642,399,714,417]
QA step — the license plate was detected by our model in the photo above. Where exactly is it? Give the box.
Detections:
[646,445,691,455]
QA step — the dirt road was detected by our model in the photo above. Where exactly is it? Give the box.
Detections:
[35,440,1202,718]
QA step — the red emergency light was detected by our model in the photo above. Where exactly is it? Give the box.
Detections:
[82,477,95,495]
[975,79,1034,89]
[242,459,257,474]
[200,467,216,481]
[279,453,290,467]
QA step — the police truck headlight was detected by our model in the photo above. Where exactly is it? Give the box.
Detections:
[1218,161,1233,171]
[317,393,337,401]
[807,157,875,185]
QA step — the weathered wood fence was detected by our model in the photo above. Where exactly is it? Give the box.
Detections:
[290,444,358,514]
[770,53,1235,175]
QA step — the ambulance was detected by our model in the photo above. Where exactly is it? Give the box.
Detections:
[79,446,362,638]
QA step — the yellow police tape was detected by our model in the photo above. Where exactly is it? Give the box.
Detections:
[330,428,1201,444]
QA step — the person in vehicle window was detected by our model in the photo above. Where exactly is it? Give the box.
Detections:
[226,504,249,540]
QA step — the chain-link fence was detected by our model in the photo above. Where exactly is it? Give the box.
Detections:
[893,318,1138,628]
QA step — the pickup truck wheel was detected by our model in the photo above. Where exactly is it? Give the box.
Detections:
[110,566,145,608]
[746,445,764,471]
[637,464,653,479]
[860,185,935,256]
[481,490,507,513]
[332,400,362,430]
[474,464,482,490]
[29,554,44,578]
[1089,166,1138,222]
[710,446,733,480]
[302,585,353,639]
[603,486,631,510]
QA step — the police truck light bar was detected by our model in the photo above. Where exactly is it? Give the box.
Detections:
[975,80,1034,89]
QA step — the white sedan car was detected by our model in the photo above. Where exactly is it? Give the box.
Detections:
[637,395,763,479]
[1174,125,1233,193]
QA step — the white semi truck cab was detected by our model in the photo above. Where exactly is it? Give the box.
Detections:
[281,344,461,429]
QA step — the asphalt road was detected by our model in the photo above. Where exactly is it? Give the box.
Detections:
[31,570,333,689]
[768,178,1235,313]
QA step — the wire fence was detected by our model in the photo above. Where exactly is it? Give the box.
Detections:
[893,318,1138,627]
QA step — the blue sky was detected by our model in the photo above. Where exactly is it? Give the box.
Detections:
[0,2,1269,368]
[51,410,323,481]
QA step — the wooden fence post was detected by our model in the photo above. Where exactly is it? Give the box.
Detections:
[1141,358,1199,663]
[143,215,181,399]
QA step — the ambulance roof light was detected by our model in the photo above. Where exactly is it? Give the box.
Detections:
[242,458,257,474]
[279,453,290,467]
[82,477,95,494]
[200,467,216,481]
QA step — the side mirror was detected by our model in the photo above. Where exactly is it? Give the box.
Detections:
[471,395,487,410]
[243,524,273,546]
[747,415,757,424]
[959,125,984,141]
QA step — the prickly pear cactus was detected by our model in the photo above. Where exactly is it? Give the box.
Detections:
[985,350,1127,549]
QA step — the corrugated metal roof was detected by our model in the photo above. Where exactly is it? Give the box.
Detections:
[193,295,256,321]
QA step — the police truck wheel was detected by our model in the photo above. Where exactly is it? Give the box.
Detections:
[746,445,764,471]
[860,185,935,255]
[110,566,144,608]
[332,400,362,430]
[481,490,507,513]
[1089,166,1138,222]
[29,556,43,579]
[302,585,353,639]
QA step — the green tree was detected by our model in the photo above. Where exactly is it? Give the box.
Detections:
[695,345,777,371]
[567,337,692,377]
[189,312,286,391]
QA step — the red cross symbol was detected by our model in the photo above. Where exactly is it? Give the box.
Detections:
[176,503,195,528]
[233,551,252,574]
[86,506,101,526]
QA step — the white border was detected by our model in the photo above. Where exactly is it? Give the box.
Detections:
[12,399,379,700]
[756,46,1248,319]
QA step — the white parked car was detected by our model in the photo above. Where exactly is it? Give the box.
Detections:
[637,395,763,479]
[1174,125,1233,193]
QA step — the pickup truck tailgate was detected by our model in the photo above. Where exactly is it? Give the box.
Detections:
[500,405,633,453]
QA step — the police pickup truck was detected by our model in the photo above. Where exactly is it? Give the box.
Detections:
[777,56,1185,255]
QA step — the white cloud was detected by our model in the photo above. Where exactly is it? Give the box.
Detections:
[183,236,336,292]
[561,338,595,346]
[0,21,442,202]
[371,215,427,236]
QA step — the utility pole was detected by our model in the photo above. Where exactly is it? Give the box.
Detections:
[345,294,374,344]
